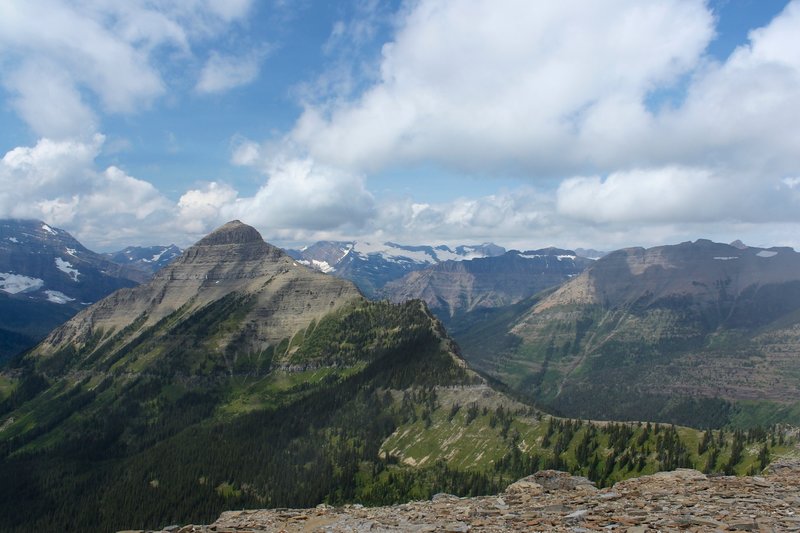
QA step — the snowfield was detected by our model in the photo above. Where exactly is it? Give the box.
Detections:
[44,290,75,304]
[55,258,81,281]
[0,273,44,294]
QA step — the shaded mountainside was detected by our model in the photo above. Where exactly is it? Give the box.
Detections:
[382,248,592,324]
[0,219,141,361]
[287,240,506,298]
[455,239,800,427]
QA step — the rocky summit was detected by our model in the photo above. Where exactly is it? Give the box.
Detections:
[33,219,361,361]
[131,461,800,532]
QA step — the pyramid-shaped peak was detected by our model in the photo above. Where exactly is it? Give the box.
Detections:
[195,220,264,246]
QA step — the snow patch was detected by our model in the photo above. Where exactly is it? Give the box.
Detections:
[434,248,485,261]
[65,247,78,256]
[352,242,437,264]
[151,249,168,262]
[0,273,44,294]
[41,223,57,235]
[44,290,75,304]
[518,253,576,261]
[756,250,778,258]
[7,237,18,243]
[55,258,80,281]
[714,256,739,261]
[312,259,335,273]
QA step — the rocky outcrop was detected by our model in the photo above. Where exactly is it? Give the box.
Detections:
[137,463,800,532]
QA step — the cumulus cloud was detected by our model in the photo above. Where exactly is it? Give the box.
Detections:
[291,0,714,174]
[177,182,239,234]
[370,188,554,245]
[222,158,375,234]
[282,0,800,242]
[0,136,379,250]
[0,0,254,137]
[556,167,732,224]
[652,0,800,175]
[0,136,175,248]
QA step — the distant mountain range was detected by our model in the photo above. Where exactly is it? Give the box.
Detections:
[381,248,593,323]
[287,240,598,297]
[454,239,800,427]
[103,244,182,275]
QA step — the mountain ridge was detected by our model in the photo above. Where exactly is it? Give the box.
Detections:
[381,248,592,322]
[456,239,800,427]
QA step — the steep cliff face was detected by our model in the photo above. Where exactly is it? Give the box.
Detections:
[33,220,362,364]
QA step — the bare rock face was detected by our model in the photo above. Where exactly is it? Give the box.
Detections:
[140,463,800,532]
[33,221,363,363]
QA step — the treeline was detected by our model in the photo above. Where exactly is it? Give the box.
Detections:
[493,417,791,488]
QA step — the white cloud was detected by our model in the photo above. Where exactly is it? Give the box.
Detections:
[0,136,174,249]
[291,0,714,174]
[177,182,239,234]
[230,137,261,166]
[0,0,255,137]
[4,59,98,139]
[651,1,800,175]
[556,167,730,224]
[196,49,267,94]
[279,0,800,245]
[222,158,375,234]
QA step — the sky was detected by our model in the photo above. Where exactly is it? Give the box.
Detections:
[1,0,799,252]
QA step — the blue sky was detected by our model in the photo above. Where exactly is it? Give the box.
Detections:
[1,0,799,252]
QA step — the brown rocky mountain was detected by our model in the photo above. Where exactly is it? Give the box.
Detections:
[35,220,361,361]
[456,239,800,427]
[381,249,592,323]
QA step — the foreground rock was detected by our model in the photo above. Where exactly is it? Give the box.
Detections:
[139,462,800,532]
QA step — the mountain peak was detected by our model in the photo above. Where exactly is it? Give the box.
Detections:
[195,220,264,246]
